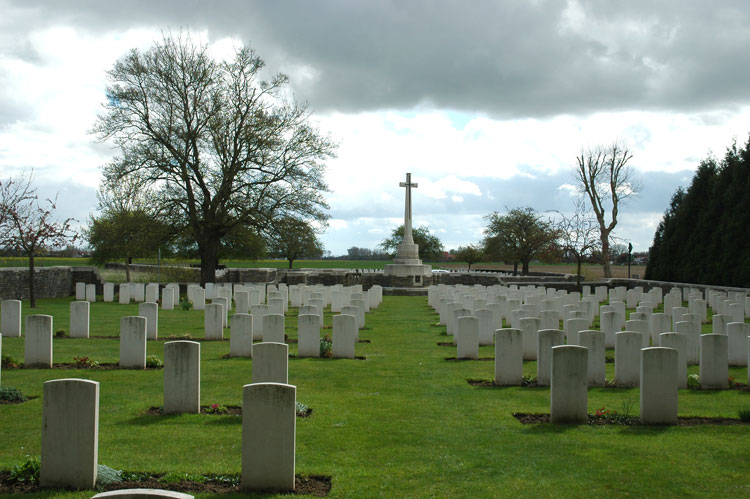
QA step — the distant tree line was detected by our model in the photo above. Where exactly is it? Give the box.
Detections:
[646,137,750,287]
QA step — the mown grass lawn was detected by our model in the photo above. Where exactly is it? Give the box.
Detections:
[1,295,749,498]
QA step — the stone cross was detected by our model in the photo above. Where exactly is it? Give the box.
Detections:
[399,173,418,244]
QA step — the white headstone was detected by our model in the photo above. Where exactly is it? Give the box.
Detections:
[164,341,201,414]
[659,332,688,389]
[537,329,565,386]
[119,316,146,368]
[297,314,320,358]
[25,314,53,367]
[615,331,642,387]
[700,334,728,389]
[1,299,21,337]
[252,342,288,384]
[103,283,114,302]
[550,345,588,424]
[640,347,678,424]
[139,302,159,340]
[578,330,605,387]
[495,328,523,385]
[263,314,285,343]
[69,301,90,338]
[204,303,224,340]
[332,314,356,359]
[241,382,296,492]
[41,378,99,489]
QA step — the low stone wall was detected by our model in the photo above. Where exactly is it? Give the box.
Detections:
[0,266,104,300]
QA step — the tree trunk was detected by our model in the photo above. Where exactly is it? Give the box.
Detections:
[288,258,294,269]
[467,263,472,271]
[28,252,36,308]
[125,256,132,282]
[600,230,612,278]
[521,259,530,275]
[513,261,519,274]
[199,239,219,286]
[576,257,583,291]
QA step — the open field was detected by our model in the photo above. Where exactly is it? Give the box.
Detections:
[1,295,749,497]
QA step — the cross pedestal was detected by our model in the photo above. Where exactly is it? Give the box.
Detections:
[384,172,432,286]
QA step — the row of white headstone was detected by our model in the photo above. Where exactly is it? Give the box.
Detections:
[547,345,679,424]
[429,284,750,387]
[73,281,384,312]
[39,374,297,491]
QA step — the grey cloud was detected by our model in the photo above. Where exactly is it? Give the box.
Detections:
[6,0,750,118]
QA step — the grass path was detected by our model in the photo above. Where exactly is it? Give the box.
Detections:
[1,296,750,497]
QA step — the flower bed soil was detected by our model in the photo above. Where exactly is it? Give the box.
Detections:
[144,405,313,417]
[0,470,331,496]
[512,412,750,426]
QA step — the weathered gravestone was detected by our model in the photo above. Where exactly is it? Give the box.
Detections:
[69,301,90,338]
[640,347,678,424]
[25,315,53,367]
[297,314,320,358]
[164,341,200,414]
[241,382,296,492]
[332,314,356,359]
[41,378,99,489]
[550,345,588,424]
[230,313,253,358]
[1,299,21,337]
[139,302,159,340]
[120,316,147,368]
[252,342,288,384]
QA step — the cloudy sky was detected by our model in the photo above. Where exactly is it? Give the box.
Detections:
[1,0,749,257]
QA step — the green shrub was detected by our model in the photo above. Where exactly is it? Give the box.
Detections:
[205,403,227,414]
[179,298,193,311]
[73,356,99,368]
[296,401,309,416]
[738,409,750,422]
[687,374,701,389]
[146,354,163,368]
[96,464,123,487]
[1,354,20,368]
[55,329,67,338]
[320,334,332,358]
[9,456,40,484]
[0,387,25,403]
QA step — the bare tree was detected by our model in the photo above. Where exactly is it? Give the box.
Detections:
[0,173,77,307]
[574,142,641,278]
[93,31,334,284]
[553,199,600,289]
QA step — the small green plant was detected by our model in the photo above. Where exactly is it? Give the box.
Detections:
[0,387,25,403]
[320,334,332,358]
[296,401,310,416]
[2,354,20,369]
[619,399,635,419]
[146,354,163,368]
[205,403,228,414]
[179,297,194,311]
[73,356,99,368]
[55,329,66,338]
[9,456,40,484]
[687,374,701,389]
[728,376,740,388]
[521,375,537,386]
[738,409,750,422]
[96,464,123,487]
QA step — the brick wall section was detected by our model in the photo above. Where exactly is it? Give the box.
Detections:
[0,266,104,300]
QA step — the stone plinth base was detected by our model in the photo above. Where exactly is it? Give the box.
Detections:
[383,264,432,277]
